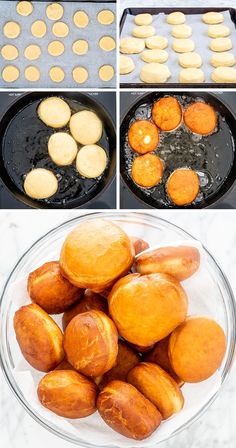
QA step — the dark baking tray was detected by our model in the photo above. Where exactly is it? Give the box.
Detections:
[120,7,236,89]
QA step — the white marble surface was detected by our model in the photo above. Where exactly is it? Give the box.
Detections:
[0,210,236,448]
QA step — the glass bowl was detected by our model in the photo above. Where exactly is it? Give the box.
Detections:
[0,212,235,447]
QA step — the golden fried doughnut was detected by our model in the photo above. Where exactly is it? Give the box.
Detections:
[130,236,150,255]
[131,154,164,188]
[184,102,217,135]
[166,169,200,206]
[152,96,182,131]
[128,119,159,154]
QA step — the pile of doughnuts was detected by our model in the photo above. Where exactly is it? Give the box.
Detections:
[119,10,236,84]
[13,218,226,440]
[23,96,107,200]
[127,95,217,206]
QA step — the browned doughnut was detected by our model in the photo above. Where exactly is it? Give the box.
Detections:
[131,154,164,188]
[166,169,200,206]
[184,102,217,135]
[128,120,159,154]
[152,97,182,131]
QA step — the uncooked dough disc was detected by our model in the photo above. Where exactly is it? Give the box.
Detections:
[211,52,235,67]
[210,37,232,52]
[49,66,65,82]
[1,45,19,61]
[16,1,33,16]
[134,13,153,26]
[202,12,224,25]
[172,38,195,53]
[25,65,40,81]
[72,40,88,55]
[120,55,135,74]
[38,97,71,128]
[120,37,145,54]
[145,36,168,49]
[140,63,171,83]
[132,25,155,38]
[99,65,114,81]
[76,145,107,178]
[73,11,89,28]
[69,110,103,145]
[97,10,115,25]
[72,67,88,84]
[48,41,65,56]
[24,44,41,60]
[48,132,78,165]
[2,65,20,82]
[52,21,69,37]
[212,66,236,83]
[172,24,192,38]
[3,21,21,39]
[179,68,205,83]
[99,36,116,51]
[179,52,202,68]
[167,12,186,25]
[141,49,168,63]
[46,3,64,20]
[208,24,230,38]
[24,168,58,199]
[31,20,47,38]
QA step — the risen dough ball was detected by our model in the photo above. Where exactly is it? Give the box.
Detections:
[49,66,65,82]
[73,11,89,28]
[172,24,192,38]
[212,66,236,83]
[1,45,18,60]
[202,12,224,25]
[135,13,153,26]
[76,145,107,178]
[72,40,88,55]
[167,12,186,25]
[2,65,20,82]
[52,21,69,37]
[24,168,58,199]
[48,41,64,56]
[179,52,202,68]
[99,36,116,51]
[120,37,145,54]
[24,44,41,60]
[99,65,114,81]
[16,1,33,16]
[25,65,40,82]
[210,37,232,52]
[179,68,205,83]
[31,20,47,38]
[208,24,230,38]
[172,39,195,53]
[48,132,77,165]
[38,97,71,128]
[69,110,102,145]
[211,52,235,67]
[3,21,21,38]
[132,25,155,39]
[140,63,171,83]
[97,10,115,25]
[46,3,64,20]
[120,55,135,74]
[146,36,168,49]
[72,67,88,84]
[141,49,168,63]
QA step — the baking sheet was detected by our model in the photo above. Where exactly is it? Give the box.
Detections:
[0,1,116,88]
[120,9,236,85]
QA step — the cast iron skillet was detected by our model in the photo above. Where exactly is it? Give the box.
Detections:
[120,92,236,209]
[0,92,116,209]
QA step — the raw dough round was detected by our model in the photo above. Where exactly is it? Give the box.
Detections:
[72,67,88,84]
[31,20,47,38]
[24,44,41,60]
[120,37,145,54]
[179,68,205,83]
[46,3,64,21]
[141,49,168,63]
[76,145,107,178]
[38,97,71,128]
[211,52,235,67]
[99,36,116,51]
[140,63,171,83]
[134,13,153,26]
[24,168,58,199]
[210,37,232,52]
[48,41,65,56]
[73,11,89,28]
[3,21,21,39]
[145,36,168,49]
[99,65,114,81]
[179,52,202,68]
[120,55,135,74]
[48,132,78,165]
[132,25,155,38]
[52,21,69,37]
[202,12,224,25]
[69,110,103,145]
[1,45,19,60]
[172,38,195,53]
[167,12,186,25]
[49,66,65,82]
[16,1,33,16]
[172,24,192,38]
[25,65,40,81]
[97,10,115,25]
[208,24,230,38]
[2,65,19,82]
[212,66,236,83]
[72,40,88,55]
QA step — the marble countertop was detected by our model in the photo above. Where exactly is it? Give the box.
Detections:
[0,209,236,448]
